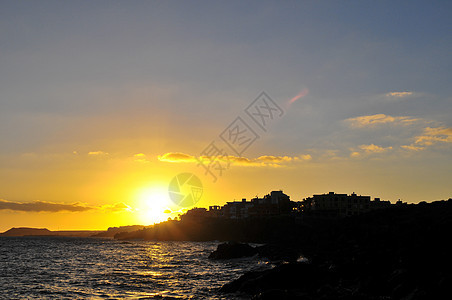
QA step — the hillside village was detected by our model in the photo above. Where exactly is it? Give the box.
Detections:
[182,190,408,221]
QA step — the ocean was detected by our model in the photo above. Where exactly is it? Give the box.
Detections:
[0,237,269,299]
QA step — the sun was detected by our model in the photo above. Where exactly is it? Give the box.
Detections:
[134,185,172,225]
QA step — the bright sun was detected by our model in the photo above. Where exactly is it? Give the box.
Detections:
[135,185,172,225]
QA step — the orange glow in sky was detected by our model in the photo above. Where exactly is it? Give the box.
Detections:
[1,2,451,232]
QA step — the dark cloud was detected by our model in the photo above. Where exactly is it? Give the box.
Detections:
[0,199,92,212]
[0,199,133,213]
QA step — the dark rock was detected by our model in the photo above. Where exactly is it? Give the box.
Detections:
[220,262,324,295]
[256,244,301,262]
[251,289,309,300]
[208,242,258,260]
[388,268,416,299]
[220,270,264,294]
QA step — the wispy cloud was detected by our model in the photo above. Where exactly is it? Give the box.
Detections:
[350,151,361,158]
[288,88,309,105]
[346,114,451,153]
[100,202,132,212]
[385,91,414,98]
[398,126,452,151]
[88,150,109,156]
[132,153,150,163]
[226,155,310,167]
[400,145,424,151]
[256,155,294,163]
[158,152,197,163]
[299,154,313,161]
[158,152,311,167]
[0,199,131,213]
[0,199,92,212]
[359,144,393,153]
[346,114,420,128]
[414,126,452,146]
[350,144,393,157]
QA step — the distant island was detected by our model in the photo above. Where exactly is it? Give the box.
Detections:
[0,225,146,237]
[0,227,103,237]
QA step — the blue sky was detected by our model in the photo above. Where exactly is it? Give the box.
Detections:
[0,1,451,229]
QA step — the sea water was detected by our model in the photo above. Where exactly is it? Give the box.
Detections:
[0,237,268,299]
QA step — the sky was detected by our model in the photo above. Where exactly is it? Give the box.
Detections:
[1,0,451,231]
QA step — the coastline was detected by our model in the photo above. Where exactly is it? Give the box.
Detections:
[2,199,451,299]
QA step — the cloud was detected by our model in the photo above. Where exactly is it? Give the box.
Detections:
[0,199,132,213]
[359,144,393,154]
[158,152,197,163]
[346,114,420,128]
[0,199,92,212]
[299,154,313,161]
[414,126,452,146]
[350,151,361,158]
[288,88,309,105]
[100,202,132,212]
[88,150,109,156]
[223,155,291,167]
[398,126,452,151]
[256,155,294,163]
[158,152,311,167]
[400,145,425,151]
[385,91,414,98]
[199,155,295,167]
[349,144,393,158]
[133,153,150,163]
[347,115,450,153]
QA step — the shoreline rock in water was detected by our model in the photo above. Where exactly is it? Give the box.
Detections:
[209,242,302,262]
[208,242,257,260]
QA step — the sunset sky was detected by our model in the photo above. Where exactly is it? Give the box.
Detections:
[1,1,451,231]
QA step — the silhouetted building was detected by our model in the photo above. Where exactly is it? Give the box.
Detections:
[370,197,392,210]
[208,205,222,218]
[248,191,293,217]
[301,192,393,218]
[183,191,395,221]
[219,191,292,219]
[222,198,253,219]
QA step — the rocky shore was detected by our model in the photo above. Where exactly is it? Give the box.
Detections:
[112,199,451,299]
[212,200,452,299]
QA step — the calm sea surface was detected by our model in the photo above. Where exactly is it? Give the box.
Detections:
[0,237,269,299]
